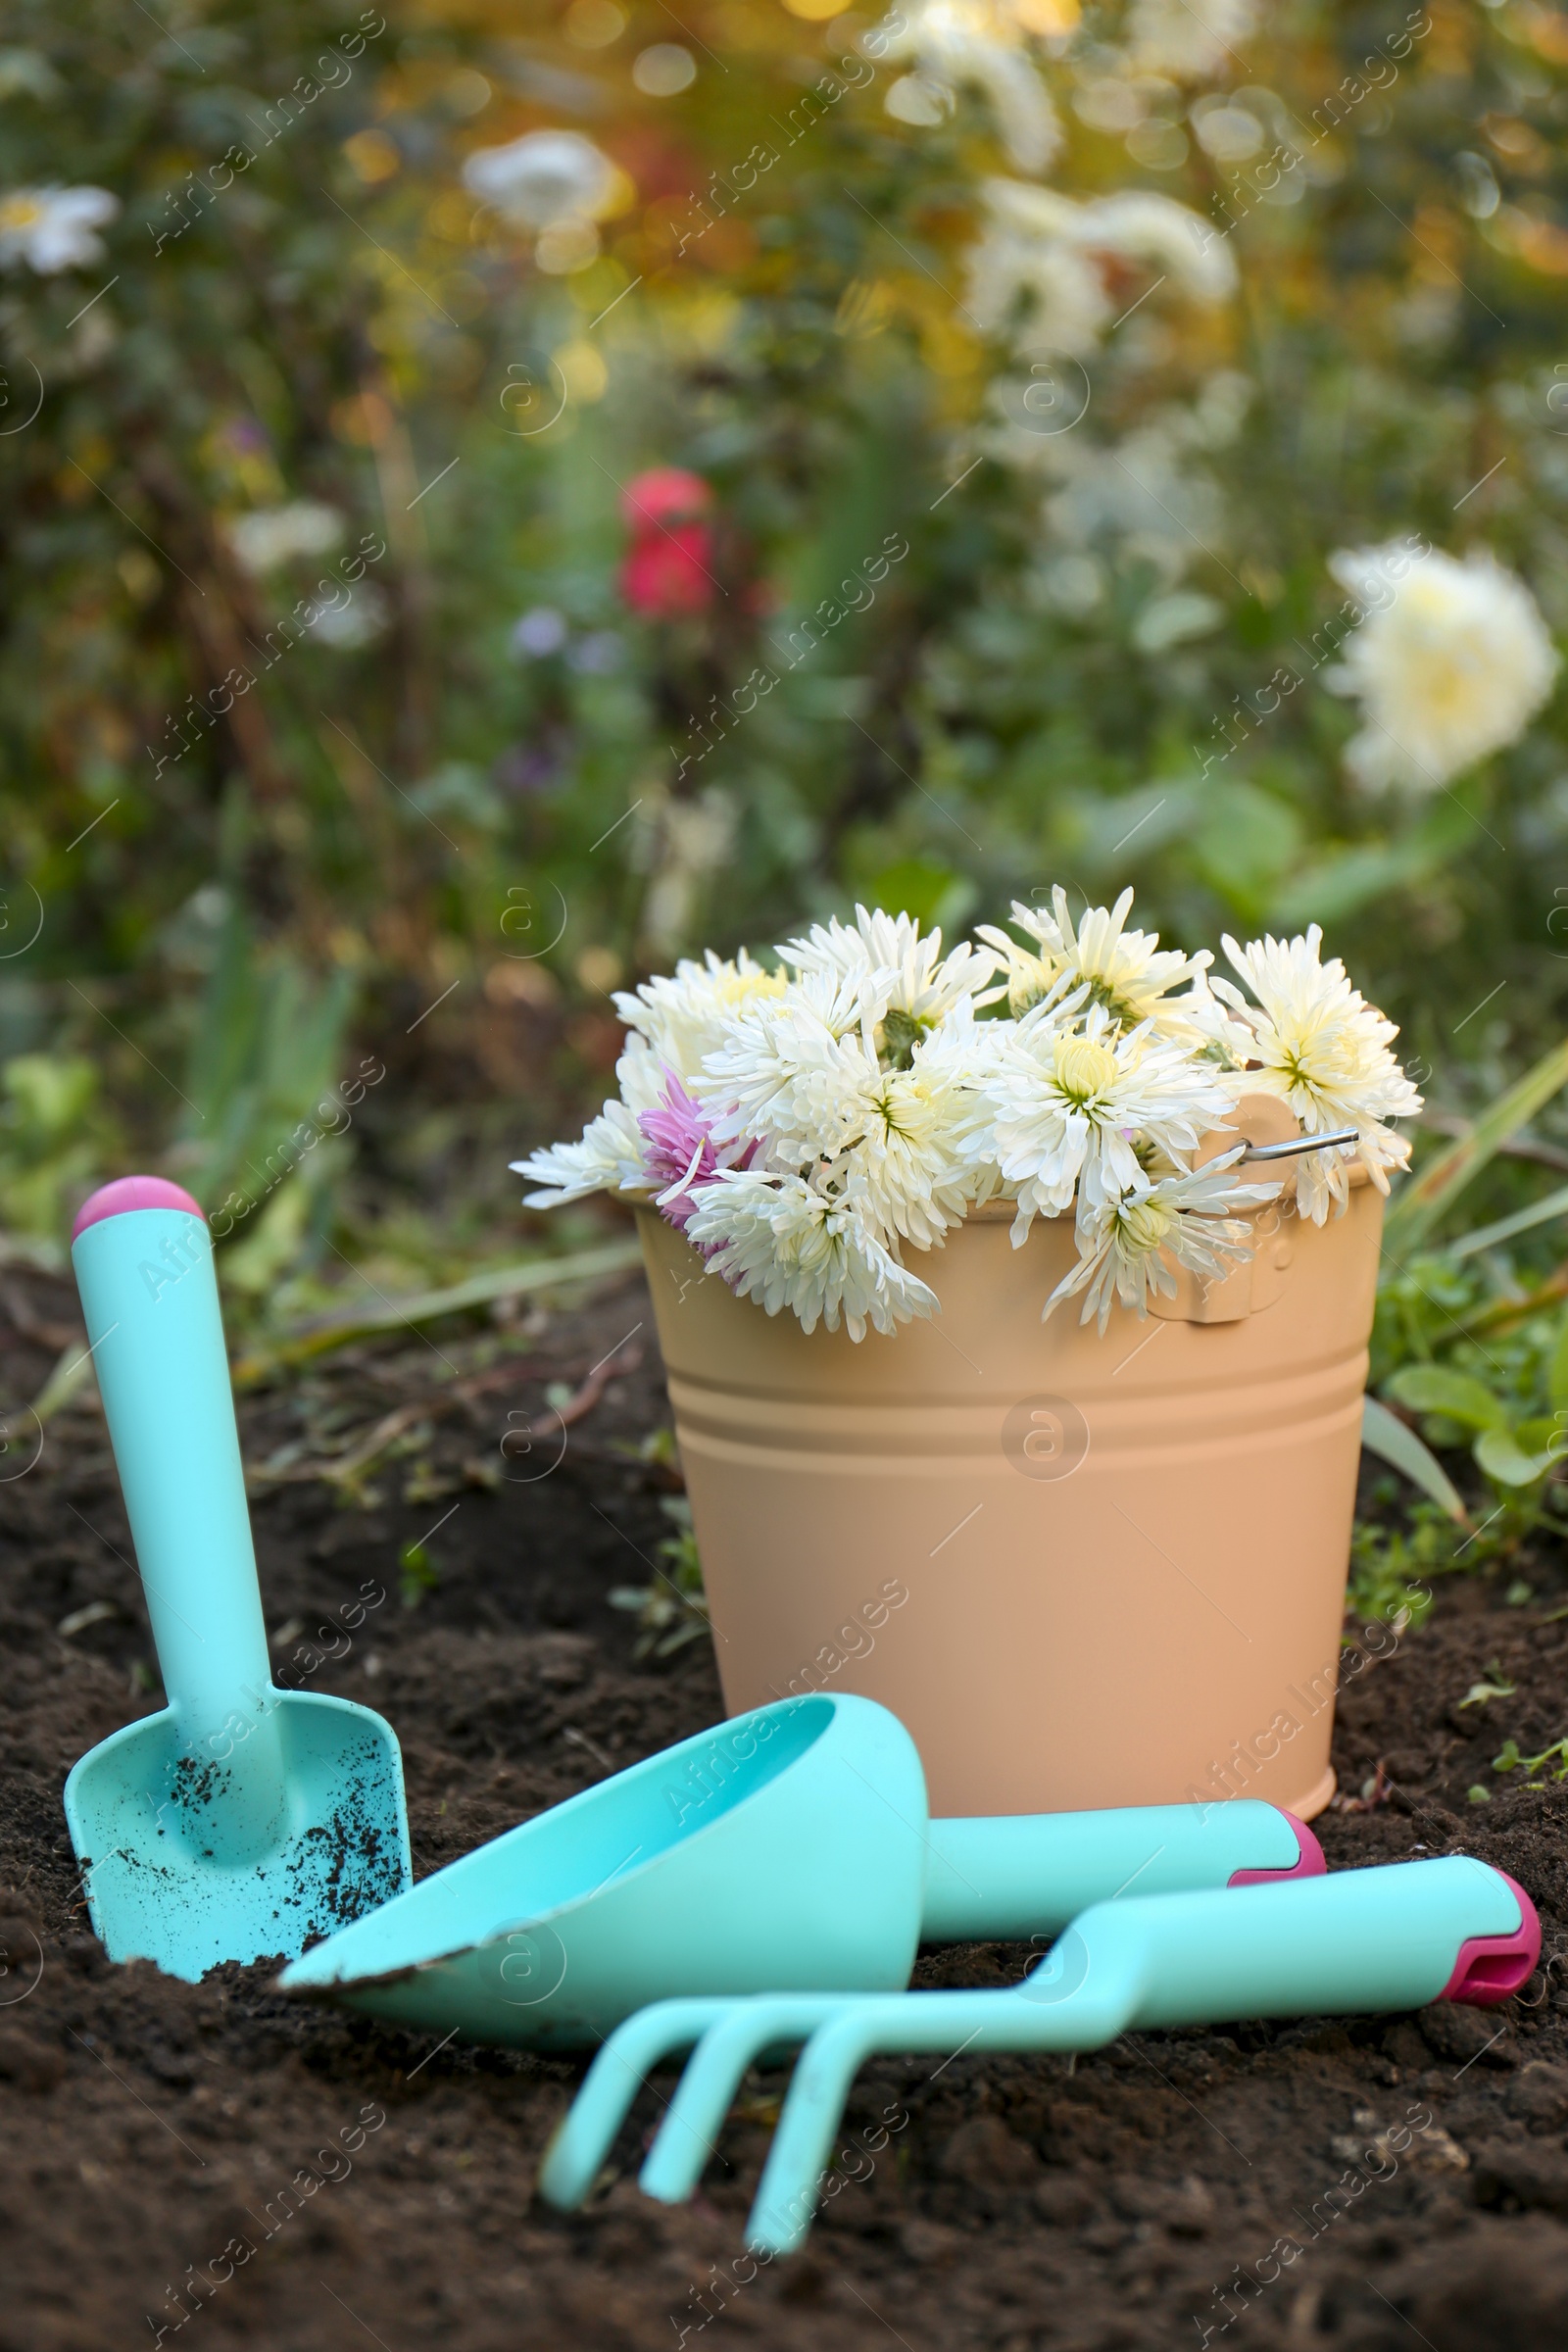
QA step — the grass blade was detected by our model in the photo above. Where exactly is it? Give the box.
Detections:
[1442,1178,1568,1262]
[31,1337,99,1424]
[230,1237,645,1386]
[1361,1396,1470,1526]
[1385,1036,1568,1258]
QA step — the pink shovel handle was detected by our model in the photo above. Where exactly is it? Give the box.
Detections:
[73,1176,205,1241]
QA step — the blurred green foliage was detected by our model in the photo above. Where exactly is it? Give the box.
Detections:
[5,0,1568,1603]
[5,0,1568,1072]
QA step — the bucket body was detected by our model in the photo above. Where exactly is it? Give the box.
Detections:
[637,1181,1383,1821]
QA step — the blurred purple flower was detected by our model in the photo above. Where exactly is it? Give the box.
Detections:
[513,606,569,658]
[494,729,570,797]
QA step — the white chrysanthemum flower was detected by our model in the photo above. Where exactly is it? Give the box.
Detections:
[967,179,1235,355]
[779,906,998,1066]
[881,0,1061,172]
[1125,0,1258,79]
[697,969,977,1248]
[1179,961,1257,1068]
[462,130,615,226]
[513,904,1420,1337]
[1215,927,1423,1223]
[849,1047,978,1249]
[697,966,887,1164]
[0,184,118,272]
[511,1099,649,1206]
[1046,1157,1281,1332]
[614,951,786,1086]
[686,1169,939,1342]
[977,888,1211,1035]
[1325,543,1559,792]
[969,1003,1238,1244]
[509,1041,663,1203]
[225,502,342,577]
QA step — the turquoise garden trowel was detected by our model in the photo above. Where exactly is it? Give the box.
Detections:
[278,1688,1319,2048]
[63,1176,412,1981]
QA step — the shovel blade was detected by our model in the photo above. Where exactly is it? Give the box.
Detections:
[65,1690,412,1981]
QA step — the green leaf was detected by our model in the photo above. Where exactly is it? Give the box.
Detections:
[1384,1366,1505,1432]
[1384,1035,1568,1258]
[1474,1424,1556,1488]
[1457,1675,1516,1708]
[1192,780,1302,922]
[1271,796,1477,931]
[1549,1315,1568,1414]
[1360,1396,1470,1524]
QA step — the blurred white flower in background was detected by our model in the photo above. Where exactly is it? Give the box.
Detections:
[968,179,1235,353]
[882,0,1064,172]
[0,184,117,272]
[631,42,696,95]
[1325,541,1559,792]
[1189,90,1267,163]
[307,582,389,648]
[1125,0,1258,79]
[885,74,956,131]
[225,501,342,577]
[1006,375,1250,585]
[462,129,614,225]
[639,789,738,960]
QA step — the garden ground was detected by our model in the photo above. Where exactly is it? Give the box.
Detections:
[2,1263,1568,2351]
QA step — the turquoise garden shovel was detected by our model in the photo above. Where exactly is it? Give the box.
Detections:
[63,1176,412,1981]
[541,1855,1539,2248]
[279,1688,1319,2047]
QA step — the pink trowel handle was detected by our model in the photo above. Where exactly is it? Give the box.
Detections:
[1440,1870,1542,2005]
[1229,1811,1326,1886]
[73,1176,204,1240]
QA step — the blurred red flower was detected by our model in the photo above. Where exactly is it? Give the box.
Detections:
[618,467,714,617]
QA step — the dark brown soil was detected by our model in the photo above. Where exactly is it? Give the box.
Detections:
[2,1263,1568,2351]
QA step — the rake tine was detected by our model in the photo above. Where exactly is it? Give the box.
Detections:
[539,1998,731,2210]
[639,1995,850,2204]
[748,1992,1019,2255]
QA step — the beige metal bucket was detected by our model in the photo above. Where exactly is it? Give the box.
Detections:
[636,1156,1381,1822]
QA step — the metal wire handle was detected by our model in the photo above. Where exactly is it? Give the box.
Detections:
[1240,1126,1360,1162]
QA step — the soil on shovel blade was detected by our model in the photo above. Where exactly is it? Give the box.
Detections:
[3,1262,1568,2352]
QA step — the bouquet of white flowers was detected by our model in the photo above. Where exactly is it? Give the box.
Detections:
[514,894,1422,1343]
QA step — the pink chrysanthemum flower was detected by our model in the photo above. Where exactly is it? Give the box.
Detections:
[638,1068,756,1238]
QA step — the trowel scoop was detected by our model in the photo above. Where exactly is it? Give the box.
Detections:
[63,1176,412,1981]
[278,1688,1318,2049]
[542,1855,1539,2251]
